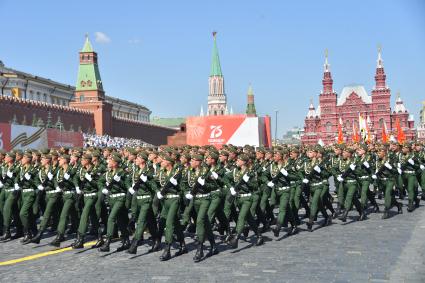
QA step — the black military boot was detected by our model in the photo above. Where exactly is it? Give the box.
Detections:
[242,226,249,238]
[72,233,85,249]
[397,202,403,214]
[306,218,314,232]
[98,236,111,252]
[407,200,414,212]
[30,230,44,244]
[414,198,420,208]
[148,237,161,253]
[255,231,264,246]
[49,233,64,247]
[228,234,240,249]
[91,228,104,248]
[421,193,425,201]
[116,235,131,252]
[205,239,219,257]
[159,244,171,261]
[193,243,204,262]
[127,238,138,254]
[373,202,380,213]
[272,224,281,237]
[339,210,348,222]
[358,208,366,221]
[174,241,188,256]
[0,229,11,241]
[381,209,389,219]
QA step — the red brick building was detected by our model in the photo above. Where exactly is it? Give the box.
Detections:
[301,49,415,145]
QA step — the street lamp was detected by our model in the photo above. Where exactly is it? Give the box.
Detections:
[274,110,279,145]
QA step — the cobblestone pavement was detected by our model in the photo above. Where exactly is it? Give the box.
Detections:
[0,198,424,283]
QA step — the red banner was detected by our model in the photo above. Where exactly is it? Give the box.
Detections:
[0,123,11,151]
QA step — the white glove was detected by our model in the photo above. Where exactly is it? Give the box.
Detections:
[156,191,164,199]
[211,171,219,180]
[64,172,70,180]
[106,182,109,187]
[47,172,53,180]
[37,185,44,191]
[6,171,13,178]
[24,172,31,180]
[384,162,392,170]
[363,161,370,168]
[85,173,92,182]
[313,166,321,173]
[140,174,147,182]
[113,174,121,182]
[76,187,82,194]
[197,177,205,186]
[242,174,250,182]
[350,164,356,171]
[185,193,193,200]
[372,174,377,180]
[230,187,237,196]
[408,158,414,165]
[369,186,374,192]
[102,188,109,195]
[129,187,135,195]
[267,181,274,188]
[170,177,178,186]
[14,183,20,190]
[420,165,425,170]
[280,168,289,176]
[56,186,62,192]
[397,163,401,168]
[262,167,267,172]
[337,175,344,182]
[303,178,309,184]
[0,181,3,188]
[397,168,402,175]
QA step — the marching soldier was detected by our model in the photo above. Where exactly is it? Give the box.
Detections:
[399,142,420,211]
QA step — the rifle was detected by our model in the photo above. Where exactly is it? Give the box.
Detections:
[159,168,181,195]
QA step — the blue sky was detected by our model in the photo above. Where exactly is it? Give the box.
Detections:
[1,0,424,137]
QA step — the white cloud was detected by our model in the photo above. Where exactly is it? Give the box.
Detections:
[94,32,111,44]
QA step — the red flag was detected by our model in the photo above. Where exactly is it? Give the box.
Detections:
[382,121,388,143]
[395,117,406,143]
[337,118,344,144]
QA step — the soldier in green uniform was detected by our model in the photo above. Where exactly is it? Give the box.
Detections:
[338,147,365,222]
[226,154,264,249]
[50,154,79,247]
[156,155,186,261]
[180,152,195,231]
[0,150,6,235]
[15,152,37,244]
[72,154,99,248]
[127,152,160,254]
[98,154,130,252]
[183,154,218,262]
[414,142,425,200]
[399,142,420,212]
[356,144,379,214]
[372,146,403,219]
[31,154,60,244]
[266,150,297,237]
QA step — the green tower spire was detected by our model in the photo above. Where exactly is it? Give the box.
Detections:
[76,34,103,92]
[246,84,257,116]
[210,32,223,77]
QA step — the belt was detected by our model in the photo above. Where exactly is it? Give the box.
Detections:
[63,191,74,195]
[196,193,210,198]
[136,195,151,200]
[84,193,97,197]
[379,177,388,181]
[165,194,180,199]
[239,193,251,197]
[359,176,370,179]
[22,189,34,193]
[212,189,221,193]
[290,181,297,185]
[110,193,125,198]
[6,188,18,192]
[403,170,416,174]
[346,180,357,183]
[311,181,323,187]
[46,190,59,194]
[277,186,290,191]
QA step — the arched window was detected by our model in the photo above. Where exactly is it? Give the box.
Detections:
[79,95,85,102]
[379,118,384,128]
[345,120,350,129]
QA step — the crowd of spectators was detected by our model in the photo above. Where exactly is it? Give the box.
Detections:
[83,133,152,148]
